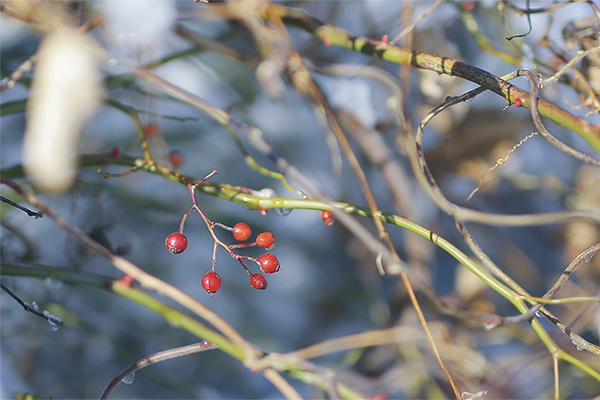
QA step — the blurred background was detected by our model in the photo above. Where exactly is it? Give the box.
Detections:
[1,0,600,398]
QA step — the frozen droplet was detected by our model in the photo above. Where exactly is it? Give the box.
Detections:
[43,310,62,331]
[31,301,40,311]
[47,320,59,331]
[201,340,210,347]
[535,311,542,318]
[583,252,596,263]
[465,97,473,103]
[45,277,64,291]
[122,372,135,384]
[276,207,292,216]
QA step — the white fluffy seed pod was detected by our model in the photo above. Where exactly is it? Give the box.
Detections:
[23,28,101,194]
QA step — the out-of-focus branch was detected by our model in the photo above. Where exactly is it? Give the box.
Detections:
[269,4,600,154]
[0,175,252,362]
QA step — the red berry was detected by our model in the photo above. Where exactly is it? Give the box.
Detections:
[143,123,159,137]
[255,232,275,249]
[201,271,222,294]
[321,210,334,226]
[250,273,268,290]
[462,1,475,11]
[169,150,183,168]
[257,253,280,274]
[232,222,251,241]
[165,233,188,254]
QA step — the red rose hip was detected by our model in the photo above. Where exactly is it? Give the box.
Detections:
[165,233,188,254]
[255,232,275,249]
[250,273,268,290]
[169,150,183,168]
[201,271,222,295]
[232,222,251,241]
[256,253,280,274]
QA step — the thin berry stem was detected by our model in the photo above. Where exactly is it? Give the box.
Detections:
[179,206,194,233]
[187,176,256,276]
[184,170,278,280]
[192,170,219,189]
[211,242,218,271]
[235,257,253,276]
[213,222,233,231]
[229,243,257,249]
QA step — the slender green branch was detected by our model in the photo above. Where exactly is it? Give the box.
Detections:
[1,264,114,287]
[520,296,600,304]
[104,99,155,163]
[2,153,536,326]
[452,1,522,65]
[112,282,243,358]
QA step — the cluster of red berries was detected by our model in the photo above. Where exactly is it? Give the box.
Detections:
[165,223,279,296]
[165,171,279,296]
[162,171,283,297]
[163,171,341,297]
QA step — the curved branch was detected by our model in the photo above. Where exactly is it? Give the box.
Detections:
[100,341,217,400]
[518,69,600,168]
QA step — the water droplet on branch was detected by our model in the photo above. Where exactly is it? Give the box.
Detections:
[276,207,292,216]
[122,372,135,384]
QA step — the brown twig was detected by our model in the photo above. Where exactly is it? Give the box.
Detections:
[518,69,600,168]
